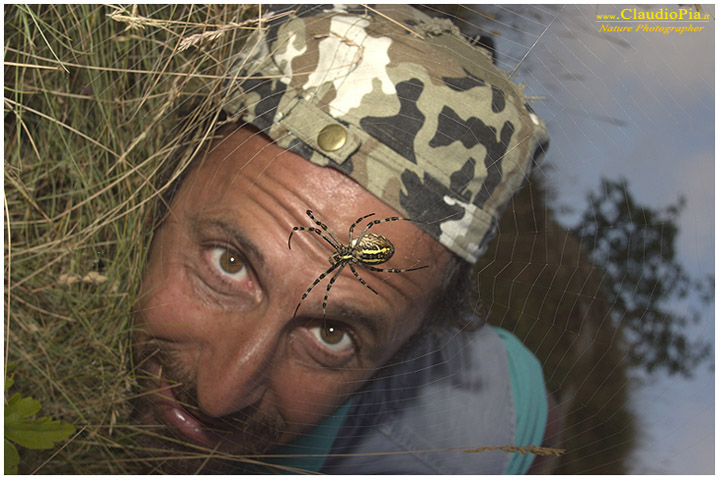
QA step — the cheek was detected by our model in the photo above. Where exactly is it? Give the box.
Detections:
[135,252,203,341]
[379,299,430,359]
[271,366,365,431]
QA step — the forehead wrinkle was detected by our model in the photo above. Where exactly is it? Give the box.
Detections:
[201,128,280,200]
[278,207,436,311]
[199,126,445,318]
[213,126,303,196]
[284,212,426,306]
[241,139,291,192]
[279,215,424,327]
[227,169,438,308]
[207,132,331,246]
[235,157,347,261]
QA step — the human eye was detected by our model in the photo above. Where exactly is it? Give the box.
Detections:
[310,324,353,351]
[207,246,249,284]
[305,322,356,366]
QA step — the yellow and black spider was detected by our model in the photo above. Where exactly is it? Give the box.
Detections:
[288,209,428,319]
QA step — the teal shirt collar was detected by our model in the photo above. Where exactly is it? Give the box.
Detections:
[252,397,356,474]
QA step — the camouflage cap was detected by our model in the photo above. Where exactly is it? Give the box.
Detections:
[223,4,549,263]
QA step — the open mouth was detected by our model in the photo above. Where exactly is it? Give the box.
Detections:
[149,371,288,456]
[156,379,228,447]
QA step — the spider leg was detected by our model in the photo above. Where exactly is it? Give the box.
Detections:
[321,263,347,319]
[359,216,413,237]
[288,226,339,251]
[304,209,343,246]
[293,261,343,319]
[348,263,378,295]
[360,263,429,274]
[348,212,376,243]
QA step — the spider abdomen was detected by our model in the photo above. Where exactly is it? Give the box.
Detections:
[353,233,395,265]
[290,210,427,319]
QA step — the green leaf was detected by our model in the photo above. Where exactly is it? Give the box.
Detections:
[5,363,17,391]
[5,417,76,450]
[5,439,20,474]
[5,393,42,422]
[5,393,75,450]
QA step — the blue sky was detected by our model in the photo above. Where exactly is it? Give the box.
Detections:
[486,4,714,474]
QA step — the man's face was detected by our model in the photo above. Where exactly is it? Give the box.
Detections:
[132,125,452,472]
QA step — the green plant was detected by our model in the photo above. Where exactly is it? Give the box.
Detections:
[4,363,76,475]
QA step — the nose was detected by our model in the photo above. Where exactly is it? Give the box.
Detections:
[193,314,281,418]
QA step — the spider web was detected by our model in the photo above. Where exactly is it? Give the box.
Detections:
[445,4,715,474]
[4,4,714,475]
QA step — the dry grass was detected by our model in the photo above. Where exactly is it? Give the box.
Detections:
[4,4,262,473]
[5,5,568,473]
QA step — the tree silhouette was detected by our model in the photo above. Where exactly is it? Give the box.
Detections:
[570,177,713,376]
[475,176,636,474]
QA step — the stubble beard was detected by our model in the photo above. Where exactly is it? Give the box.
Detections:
[129,339,288,474]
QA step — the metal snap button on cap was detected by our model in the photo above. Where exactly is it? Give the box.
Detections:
[317,124,347,152]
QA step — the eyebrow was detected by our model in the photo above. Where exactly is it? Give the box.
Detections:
[188,215,266,270]
[333,303,388,343]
